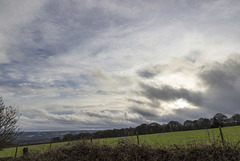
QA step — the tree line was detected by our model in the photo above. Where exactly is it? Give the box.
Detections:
[53,113,240,142]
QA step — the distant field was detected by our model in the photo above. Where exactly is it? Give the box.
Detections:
[1,126,240,158]
[94,126,240,147]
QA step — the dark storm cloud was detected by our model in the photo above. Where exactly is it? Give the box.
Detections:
[199,54,240,115]
[130,55,240,123]
[200,55,240,89]
[200,69,237,90]
[139,83,203,106]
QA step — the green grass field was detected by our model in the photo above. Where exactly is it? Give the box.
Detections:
[96,126,240,147]
[1,126,240,158]
[0,141,71,158]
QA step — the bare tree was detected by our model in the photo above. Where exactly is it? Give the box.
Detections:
[0,96,20,150]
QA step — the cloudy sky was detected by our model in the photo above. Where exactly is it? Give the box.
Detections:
[1,0,240,131]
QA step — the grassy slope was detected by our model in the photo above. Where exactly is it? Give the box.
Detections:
[1,125,240,158]
[96,126,240,147]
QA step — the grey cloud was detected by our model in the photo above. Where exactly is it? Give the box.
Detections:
[198,54,240,115]
[0,0,141,96]
[19,107,141,131]
[128,106,199,124]
[139,83,203,106]
[91,70,110,80]
[1,0,240,131]
[137,65,163,78]
[44,105,75,115]
[127,98,160,108]
[200,69,237,90]
[85,111,113,119]
[129,106,213,124]
[129,106,159,118]
[171,107,214,122]
[137,70,155,78]
[203,91,240,115]
[147,99,161,108]
[132,54,240,122]
[127,99,145,105]
[200,55,240,89]
[184,50,202,63]
[8,0,139,63]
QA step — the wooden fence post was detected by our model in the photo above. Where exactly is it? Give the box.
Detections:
[219,126,224,146]
[206,129,211,142]
[14,144,18,158]
[136,131,139,145]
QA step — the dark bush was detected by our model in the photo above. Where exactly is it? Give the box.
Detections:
[11,141,240,161]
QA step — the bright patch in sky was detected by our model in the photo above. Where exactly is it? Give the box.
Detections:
[171,99,193,109]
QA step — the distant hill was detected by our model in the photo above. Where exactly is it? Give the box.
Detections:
[15,130,97,144]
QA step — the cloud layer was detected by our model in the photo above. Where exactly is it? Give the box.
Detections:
[0,0,240,131]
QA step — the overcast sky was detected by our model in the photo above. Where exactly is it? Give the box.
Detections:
[1,0,240,131]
